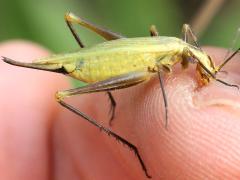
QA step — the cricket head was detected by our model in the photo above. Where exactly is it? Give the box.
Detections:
[195,54,215,86]
[184,47,216,86]
[185,46,239,88]
[196,48,240,88]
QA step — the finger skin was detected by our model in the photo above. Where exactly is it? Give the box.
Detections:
[0,41,68,180]
[53,47,240,179]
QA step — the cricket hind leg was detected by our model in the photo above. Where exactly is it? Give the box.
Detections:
[65,12,85,48]
[59,101,151,178]
[64,12,124,44]
[56,71,152,178]
[65,12,120,125]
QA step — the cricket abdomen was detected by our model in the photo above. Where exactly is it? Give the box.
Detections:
[19,37,185,83]
[69,37,184,82]
[70,52,156,82]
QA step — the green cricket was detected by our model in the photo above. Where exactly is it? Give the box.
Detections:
[2,12,239,178]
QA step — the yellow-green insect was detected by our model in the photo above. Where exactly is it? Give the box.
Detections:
[2,12,239,178]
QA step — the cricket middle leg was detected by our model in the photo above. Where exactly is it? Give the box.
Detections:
[149,26,169,127]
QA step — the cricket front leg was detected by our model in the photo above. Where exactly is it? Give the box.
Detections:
[182,24,201,48]
[106,91,116,126]
[56,71,152,178]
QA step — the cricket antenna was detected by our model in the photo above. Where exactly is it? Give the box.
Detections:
[216,47,240,73]
[213,47,240,89]
[216,27,240,74]
[222,27,240,62]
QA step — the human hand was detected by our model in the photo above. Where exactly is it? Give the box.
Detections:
[1,41,240,179]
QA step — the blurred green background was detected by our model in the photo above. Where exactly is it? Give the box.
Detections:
[0,0,239,53]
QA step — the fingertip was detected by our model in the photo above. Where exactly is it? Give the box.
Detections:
[0,40,70,179]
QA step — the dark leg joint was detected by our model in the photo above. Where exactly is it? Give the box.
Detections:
[106,91,116,126]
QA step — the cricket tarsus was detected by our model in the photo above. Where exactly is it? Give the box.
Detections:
[106,91,116,126]
[58,100,151,178]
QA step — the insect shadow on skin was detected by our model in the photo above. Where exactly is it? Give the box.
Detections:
[2,12,240,178]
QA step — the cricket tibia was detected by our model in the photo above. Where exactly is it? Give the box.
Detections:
[2,56,69,74]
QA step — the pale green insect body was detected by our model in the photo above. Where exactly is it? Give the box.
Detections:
[39,37,193,82]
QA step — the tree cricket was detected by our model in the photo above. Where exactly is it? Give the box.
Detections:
[2,12,240,178]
